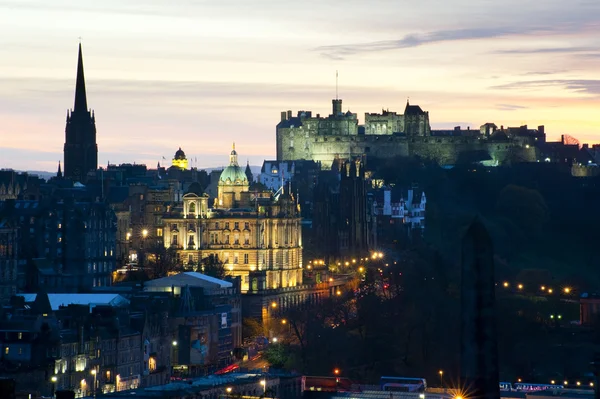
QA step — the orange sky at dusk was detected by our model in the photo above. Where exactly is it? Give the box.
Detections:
[1,0,600,171]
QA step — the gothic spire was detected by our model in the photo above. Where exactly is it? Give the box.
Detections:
[74,43,88,112]
[57,161,62,178]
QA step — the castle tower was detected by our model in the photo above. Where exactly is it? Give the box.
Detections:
[63,43,98,182]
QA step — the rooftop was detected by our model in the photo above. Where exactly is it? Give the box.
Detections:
[144,271,233,289]
[17,293,130,311]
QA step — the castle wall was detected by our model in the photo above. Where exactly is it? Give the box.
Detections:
[278,132,538,169]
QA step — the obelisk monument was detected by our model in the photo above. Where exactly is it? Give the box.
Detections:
[460,218,500,399]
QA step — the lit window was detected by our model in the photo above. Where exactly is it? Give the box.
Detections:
[4,347,8,355]
[18,332,22,340]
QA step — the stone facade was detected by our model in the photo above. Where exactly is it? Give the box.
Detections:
[162,147,303,293]
[277,99,541,168]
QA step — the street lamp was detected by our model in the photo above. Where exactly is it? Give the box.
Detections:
[439,370,443,387]
[272,337,278,343]
[281,319,287,325]
[172,340,178,346]
[91,369,97,399]
[517,284,523,290]
[564,287,571,294]
[226,387,233,394]
[503,282,509,288]
[271,302,277,309]
[260,379,266,394]
[142,229,148,238]
[333,368,340,375]
[50,376,57,398]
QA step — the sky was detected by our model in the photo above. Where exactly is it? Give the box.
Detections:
[1,0,600,172]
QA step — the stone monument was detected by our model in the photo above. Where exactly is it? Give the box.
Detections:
[460,218,500,399]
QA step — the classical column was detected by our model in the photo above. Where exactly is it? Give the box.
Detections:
[460,218,500,399]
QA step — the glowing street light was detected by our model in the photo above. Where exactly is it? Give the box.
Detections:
[272,337,278,343]
[271,302,277,309]
[551,380,555,385]
[503,282,509,288]
[517,284,523,290]
[281,319,287,324]
[358,267,364,273]
[336,290,342,296]
[333,368,340,375]
[548,288,554,294]
[439,370,443,386]
[564,287,571,294]
[91,368,97,399]
[172,340,178,346]
[226,387,233,394]
[260,379,266,393]
[564,381,568,385]
[541,286,546,291]
[142,229,148,238]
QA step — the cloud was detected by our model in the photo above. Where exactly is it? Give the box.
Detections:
[492,80,600,96]
[495,46,599,54]
[496,104,528,111]
[315,27,536,59]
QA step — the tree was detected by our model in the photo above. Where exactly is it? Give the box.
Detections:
[243,317,265,340]
[201,254,225,279]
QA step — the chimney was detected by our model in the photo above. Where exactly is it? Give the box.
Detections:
[287,110,292,119]
[538,125,545,135]
[281,111,287,122]
[332,99,342,115]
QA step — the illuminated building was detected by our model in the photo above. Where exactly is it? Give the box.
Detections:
[172,147,189,170]
[162,145,303,292]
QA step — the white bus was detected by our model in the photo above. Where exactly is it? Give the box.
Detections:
[380,377,427,392]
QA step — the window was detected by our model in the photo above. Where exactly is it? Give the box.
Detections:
[225,222,230,230]
[244,234,250,245]
[244,222,250,230]
[215,222,219,229]
[234,222,239,230]
[234,254,239,264]
[4,347,8,355]
[156,228,163,237]
[224,235,230,244]
[172,235,178,245]
[234,234,240,244]
[244,254,249,264]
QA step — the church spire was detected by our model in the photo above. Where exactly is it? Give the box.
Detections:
[74,43,88,112]
[57,161,62,178]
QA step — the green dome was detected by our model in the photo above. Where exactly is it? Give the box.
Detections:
[219,164,248,184]
[219,143,248,185]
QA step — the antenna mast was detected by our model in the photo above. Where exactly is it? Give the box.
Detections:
[336,70,338,100]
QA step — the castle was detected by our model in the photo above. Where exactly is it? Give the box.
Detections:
[276,98,542,168]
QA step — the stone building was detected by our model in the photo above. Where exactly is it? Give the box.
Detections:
[277,98,540,168]
[0,219,18,304]
[142,272,242,376]
[0,198,116,292]
[162,145,303,293]
[312,158,375,261]
[172,148,189,170]
[63,44,98,183]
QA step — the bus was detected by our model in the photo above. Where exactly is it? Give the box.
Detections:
[513,383,563,392]
[499,382,513,391]
[380,376,427,392]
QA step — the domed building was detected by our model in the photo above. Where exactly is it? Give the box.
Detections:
[161,144,305,295]
[172,147,188,170]
[217,143,249,208]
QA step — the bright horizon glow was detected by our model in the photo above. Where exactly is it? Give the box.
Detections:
[1,0,600,171]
